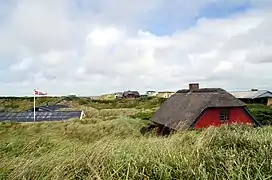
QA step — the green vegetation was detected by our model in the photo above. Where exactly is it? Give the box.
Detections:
[129,110,155,120]
[1,122,272,179]
[0,96,166,112]
[0,97,62,112]
[0,97,272,179]
[248,104,272,126]
[84,97,166,110]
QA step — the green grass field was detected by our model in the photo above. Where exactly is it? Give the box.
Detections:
[0,97,272,179]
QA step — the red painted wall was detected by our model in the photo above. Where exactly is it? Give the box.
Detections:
[194,107,254,129]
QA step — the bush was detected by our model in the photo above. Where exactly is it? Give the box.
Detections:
[248,104,272,126]
[3,104,19,109]
[77,99,89,105]
[64,95,79,101]
[91,99,115,104]
[130,111,155,120]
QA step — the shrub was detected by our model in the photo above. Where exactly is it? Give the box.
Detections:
[4,104,19,109]
[130,111,155,120]
[248,104,272,126]
[77,99,89,105]
[64,95,79,101]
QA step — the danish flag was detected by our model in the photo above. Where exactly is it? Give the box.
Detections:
[34,89,47,95]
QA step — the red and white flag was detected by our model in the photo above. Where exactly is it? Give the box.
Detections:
[34,89,47,95]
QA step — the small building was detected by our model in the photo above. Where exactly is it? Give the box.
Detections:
[122,90,140,98]
[151,83,260,135]
[157,91,175,98]
[114,92,123,99]
[146,91,158,97]
[229,89,272,106]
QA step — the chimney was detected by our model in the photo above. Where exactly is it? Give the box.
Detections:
[189,83,199,91]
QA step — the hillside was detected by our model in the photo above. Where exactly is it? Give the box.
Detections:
[0,97,272,179]
[0,96,271,125]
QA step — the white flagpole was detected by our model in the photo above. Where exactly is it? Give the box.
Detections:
[34,89,36,122]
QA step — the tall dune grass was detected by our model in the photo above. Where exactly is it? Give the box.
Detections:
[1,119,272,180]
[1,98,272,179]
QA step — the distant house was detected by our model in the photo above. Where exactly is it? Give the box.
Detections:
[157,91,175,98]
[151,83,260,135]
[146,91,158,97]
[122,90,140,98]
[114,92,123,99]
[230,89,272,106]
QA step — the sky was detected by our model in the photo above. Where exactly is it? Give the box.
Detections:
[1,0,272,96]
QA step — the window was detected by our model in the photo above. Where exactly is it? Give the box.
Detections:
[220,109,230,123]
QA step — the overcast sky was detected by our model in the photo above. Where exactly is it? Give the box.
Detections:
[1,0,272,96]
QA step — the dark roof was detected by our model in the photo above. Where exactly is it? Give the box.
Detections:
[123,90,140,97]
[229,90,272,99]
[151,88,246,131]
[0,111,82,122]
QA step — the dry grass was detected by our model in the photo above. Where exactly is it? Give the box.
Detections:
[1,97,272,179]
[1,121,272,179]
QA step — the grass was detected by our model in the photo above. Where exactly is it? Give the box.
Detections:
[0,97,63,112]
[0,96,166,112]
[1,97,272,179]
[1,122,272,179]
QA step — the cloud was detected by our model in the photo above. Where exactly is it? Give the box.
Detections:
[87,26,124,46]
[212,61,233,73]
[1,0,272,96]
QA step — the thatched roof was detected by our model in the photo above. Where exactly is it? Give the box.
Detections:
[151,88,246,131]
[123,90,140,97]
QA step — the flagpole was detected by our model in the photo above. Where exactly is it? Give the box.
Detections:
[34,89,36,122]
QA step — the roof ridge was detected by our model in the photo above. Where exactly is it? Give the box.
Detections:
[177,88,226,93]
